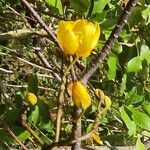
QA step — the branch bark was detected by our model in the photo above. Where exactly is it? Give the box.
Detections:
[0,29,47,41]
[80,0,137,84]
[20,0,63,52]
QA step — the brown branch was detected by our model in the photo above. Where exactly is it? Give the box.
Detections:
[44,97,102,150]
[0,28,47,41]
[55,58,78,142]
[71,109,82,150]
[20,108,44,145]
[20,0,63,52]
[80,0,137,84]
[34,49,61,82]
[5,125,29,150]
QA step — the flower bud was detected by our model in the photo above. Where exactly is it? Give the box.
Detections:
[72,81,91,111]
[25,92,37,106]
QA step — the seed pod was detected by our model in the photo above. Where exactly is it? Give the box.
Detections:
[95,89,105,101]
[72,81,91,111]
[104,96,111,109]
[26,92,37,106]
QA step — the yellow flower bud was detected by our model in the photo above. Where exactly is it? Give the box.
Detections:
[57,19,100,57]
[25,92,37,106]
[104,96,111,110]
[72,81,91,111]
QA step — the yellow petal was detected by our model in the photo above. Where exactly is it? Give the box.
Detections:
[73,19,100,57]
[92,133,103,145]
[57,19,100,57]
[72,81,91,111]
[26,92,37,106]
[57,21,79,55]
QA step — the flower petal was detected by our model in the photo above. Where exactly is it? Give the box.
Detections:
[57,21,79,55]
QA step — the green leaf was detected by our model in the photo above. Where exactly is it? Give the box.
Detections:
[112,42,122,54]
[39,121,53,133]
[28,105,40,124]
[142,102,150,116]
[120,74,127,93]
[107,55,117,80]
[45,0,63,15]
[4,109,20,125]
[90,12,106,22]
[127,56,143,73]
[125,87,144,105]
[142,130,150,138]
[142,6,150,25]
[127,44,150,73]
[140,44,150,63]
[129,107,150,131]
[92,0,110,15]
[17,130,30,141]
[28,74,38,96]
[136,137,146,150]
[0,128,13,144]
[38,99,51,123]
[120,106,136,136]
[70,0,90,15]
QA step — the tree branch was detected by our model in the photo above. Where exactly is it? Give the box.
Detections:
[80,0,137,84]
[20,0,63,52]
[0,29,47,41]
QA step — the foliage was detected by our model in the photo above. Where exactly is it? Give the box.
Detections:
[0,0,150,149]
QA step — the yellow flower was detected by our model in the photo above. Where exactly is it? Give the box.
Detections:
[57,19,100,57]
[25,92,37,106]
[72,81,91,111]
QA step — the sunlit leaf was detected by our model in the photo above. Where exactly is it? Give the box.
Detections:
[120,106,136,136]
[120,74,127,93]
[136,137,146,150]
[28,105,40,124]
[142,102,150,116]
[17,130,30,141]
[127,56,143,73]
[45,0,63,15]
[92,0,110,15]
[140,44,150,63]
[142,6,150,25]
[70,0,90,15]
[129,107,150,131]
[107,55,117,80]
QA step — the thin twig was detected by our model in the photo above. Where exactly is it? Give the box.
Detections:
[4,84,56,91]
[17,56,61,82]
[55,57,78,142]
[20,0,63,52]
[21,108,44,145]
[0,28,47,41]
[80,0,137,84]
[0,68,13,73]
[5,125,29,150]
[29,121,52,144]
